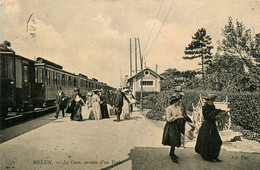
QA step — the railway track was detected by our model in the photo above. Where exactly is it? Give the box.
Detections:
[3,106,57,129]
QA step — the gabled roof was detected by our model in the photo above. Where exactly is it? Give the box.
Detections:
[128,67,165,81]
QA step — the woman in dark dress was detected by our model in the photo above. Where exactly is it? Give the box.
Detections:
[66,88,84,121]
[162,94,185,163]
[98,90,109,119]
[195,94,223,162]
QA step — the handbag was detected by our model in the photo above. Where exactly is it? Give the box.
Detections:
[186,123,196,140]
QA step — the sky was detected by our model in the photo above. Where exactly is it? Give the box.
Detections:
[1,0,260,87]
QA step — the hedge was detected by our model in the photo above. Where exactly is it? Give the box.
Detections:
[144,89,260,133]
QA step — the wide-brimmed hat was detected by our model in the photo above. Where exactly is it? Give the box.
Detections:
[170,94,181,102]
[203,94,217,100]
[122,89,129,92]
[174,86,183,92]
[87,92,93,96]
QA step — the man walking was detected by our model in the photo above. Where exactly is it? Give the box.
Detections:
[173,86,192,148]
[54,87,65,119]
[112,88,130,122]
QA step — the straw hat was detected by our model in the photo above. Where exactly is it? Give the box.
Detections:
[203,94,217,100]
[174,86,183,92]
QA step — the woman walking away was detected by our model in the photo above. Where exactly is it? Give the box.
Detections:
[195,94,223,162]
[92,89,102,120]
[162,94,185,163]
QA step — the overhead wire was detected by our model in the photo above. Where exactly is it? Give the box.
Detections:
[145,0,176,58]
[142,0,165,53]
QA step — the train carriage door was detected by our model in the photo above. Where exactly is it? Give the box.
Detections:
[21,61,31,105]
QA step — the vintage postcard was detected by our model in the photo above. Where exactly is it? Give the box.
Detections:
[0,0,259,169]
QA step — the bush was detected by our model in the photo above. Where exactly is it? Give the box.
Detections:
[144,89,260,133]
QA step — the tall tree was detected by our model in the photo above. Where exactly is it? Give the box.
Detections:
[211,17,260,91]
[183,28,213,86]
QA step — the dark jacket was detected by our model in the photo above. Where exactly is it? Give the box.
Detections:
[113,92,130,108]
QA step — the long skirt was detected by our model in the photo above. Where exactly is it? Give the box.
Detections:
[195,120,222,160]
[82,106,93,120]
[92,102,102,120]
[162,120,181,147]
[122,100,130,119]
[100,103,109,118]
[71,102,83,121]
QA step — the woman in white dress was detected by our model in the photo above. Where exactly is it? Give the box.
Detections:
[122,89,131,119]
[81,92,94,120]
[92,90,102,120]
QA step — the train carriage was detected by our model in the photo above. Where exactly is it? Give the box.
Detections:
[1,46,115,128]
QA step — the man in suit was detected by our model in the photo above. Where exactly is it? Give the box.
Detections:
[173,86,192,148]
[112,88,130,122]
[54,88,65,119]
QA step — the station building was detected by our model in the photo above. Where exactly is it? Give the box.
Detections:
[127,67,165,97]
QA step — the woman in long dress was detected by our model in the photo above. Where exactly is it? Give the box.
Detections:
[81,92,94,120]
[162,94,185,163]
[195,94,223,162]
[92,90,102,120]
[121,89,131,119]
[67,88,84,121]
[99,90,110,119]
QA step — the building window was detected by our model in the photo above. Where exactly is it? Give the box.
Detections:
[141,81,153,86]
[144,71,149,76]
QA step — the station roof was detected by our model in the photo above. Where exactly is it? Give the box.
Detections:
[128,67,165,81]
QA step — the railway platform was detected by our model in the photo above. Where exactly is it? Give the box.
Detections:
[0,108,259,170]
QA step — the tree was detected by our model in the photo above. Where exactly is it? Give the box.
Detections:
[183,28,213,87]
[160,68,199,90]
[210,17,260,92]
[216,17,255,69]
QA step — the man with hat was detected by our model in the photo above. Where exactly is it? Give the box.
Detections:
[112,88,130,122]
[54,87,65,119]
[173,86,192,147]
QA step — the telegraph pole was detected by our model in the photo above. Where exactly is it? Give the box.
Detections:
[130,38,132,77]
[135,38,137,74]
[138,37,143,111]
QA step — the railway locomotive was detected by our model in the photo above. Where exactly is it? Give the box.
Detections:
[0,42,114,128]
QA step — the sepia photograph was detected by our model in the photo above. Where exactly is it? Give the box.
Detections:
[0,0,259,169]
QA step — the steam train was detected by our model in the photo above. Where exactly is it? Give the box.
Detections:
[0,47,115,128]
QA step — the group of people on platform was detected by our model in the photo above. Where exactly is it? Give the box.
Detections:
[54,87,136,122]
[55,85,225,164]
[162,86,225,164]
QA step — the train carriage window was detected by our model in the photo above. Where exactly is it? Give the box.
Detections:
[23,65,28,83]
[64,75,66,86]
[62,74,65,86]
[48,70,51,85]
[53,71,56,85]
[6,57,14,79]
[47,70,49,85]
[68,76,71,86]
[35,67,38,83]
[57,72,60,85]
[0,57,3,78]
[38,68,43,83]
[74,78,77,87]
[50,70,53,85]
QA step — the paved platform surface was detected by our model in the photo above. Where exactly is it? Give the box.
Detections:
[0,109,259,170]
